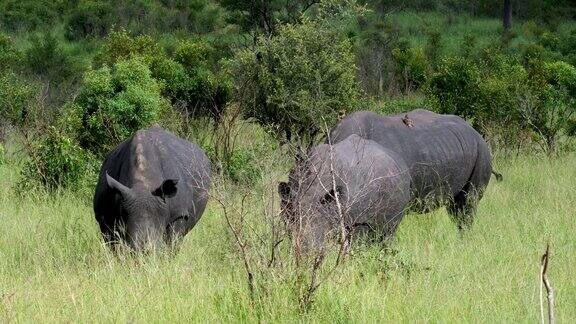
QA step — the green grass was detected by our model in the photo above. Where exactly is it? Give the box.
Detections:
[0,151,574,322]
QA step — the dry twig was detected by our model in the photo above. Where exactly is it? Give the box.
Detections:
[540,243,555,324]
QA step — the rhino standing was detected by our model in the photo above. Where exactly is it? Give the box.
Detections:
[94,126,211,251]
[279,135,411,249]
[329,109,496,230]
[280,109,497,249]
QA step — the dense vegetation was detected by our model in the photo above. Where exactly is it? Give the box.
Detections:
[0,0,575,321]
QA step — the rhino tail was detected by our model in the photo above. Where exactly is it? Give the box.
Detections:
[491,170,503,182]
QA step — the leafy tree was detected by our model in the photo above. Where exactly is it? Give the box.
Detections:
[229,1,361,146]
[221,0,321,37]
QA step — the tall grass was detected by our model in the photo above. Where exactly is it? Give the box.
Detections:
[0,150,574,322]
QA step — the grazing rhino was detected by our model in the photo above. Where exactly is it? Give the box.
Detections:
[329,109,496,230]
[94,126,211,251]
[279,134,411,250]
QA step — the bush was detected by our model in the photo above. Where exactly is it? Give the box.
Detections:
[0,0,64,31]
[426,56,482,120]
[521,60,576,153]
[427,51,576,154]
[19,127,92,191]
[427,53,532,152]
[0,33,20,72]
[223,148,261,186]
[23,33,78,84]
[169,39,231,120]
[229,11,360,146]
[392,46,429,92]
[75,57,169,156]
[96,33,231,121]
[95,31,161,67]
[174,39,213,70]
[0,72,37,128]
[424,28,443,67]
[65,0,115,40]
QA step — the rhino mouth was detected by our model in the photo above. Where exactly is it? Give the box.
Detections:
[165,214,190,240]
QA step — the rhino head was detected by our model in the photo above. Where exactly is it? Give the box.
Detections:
[105,172,187,251]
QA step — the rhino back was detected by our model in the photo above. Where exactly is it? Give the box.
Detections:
[330,110,485,200]
[311,135,410,230]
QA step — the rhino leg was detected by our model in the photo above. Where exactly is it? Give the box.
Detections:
[447,182,481,232]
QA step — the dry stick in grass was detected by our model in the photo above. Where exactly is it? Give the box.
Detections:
[540,243,555,324]
[214,193,255,299]
[324,121,349,266]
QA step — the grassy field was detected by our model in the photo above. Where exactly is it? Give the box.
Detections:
[0,150,574,323]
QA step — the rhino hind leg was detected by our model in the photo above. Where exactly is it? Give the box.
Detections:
[447,182,482,232]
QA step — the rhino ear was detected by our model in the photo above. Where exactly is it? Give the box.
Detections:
[152,179,178,200]
[106,171,133,199]
[320,186,343,205]
[278,182,290,201]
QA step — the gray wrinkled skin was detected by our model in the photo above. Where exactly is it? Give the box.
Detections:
[329,109,493,230]
[279,135,411,250]
[93,126,211,251]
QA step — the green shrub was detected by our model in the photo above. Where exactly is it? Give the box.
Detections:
[392,46,429,92]
[75,57,169,156]
[0,72,37,128]
[229,13,360,146]
[427,52,576,154]
[426,56,482,120]
[95,31,162,67]
[0,33,20,72]
[169,39,231,120]
[149,56,192,101]
[0,0,64,31]
[65,0,115,40]
[174,39,213,70]
[424,28,443,67]
[95,33,231,121]
[19,127,92,191]
[460,33,477,58]
[521,61,576,153]
[557,29,576,66]
[223,148,261,186]
[23,33,78,83]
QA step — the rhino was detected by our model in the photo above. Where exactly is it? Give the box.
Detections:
[280,109,498,249]
[279,134,411,249]
[93,126,211,251]
[329,109,498,230]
